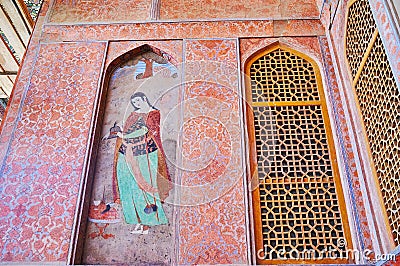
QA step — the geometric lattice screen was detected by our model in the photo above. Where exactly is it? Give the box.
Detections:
[346,0,400,246]
[248,46,352,264]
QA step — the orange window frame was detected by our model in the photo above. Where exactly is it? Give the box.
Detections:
[245,43,353,265]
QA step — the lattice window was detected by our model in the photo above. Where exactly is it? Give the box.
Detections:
[345,0,376,79]
[247,45,352,264]
[346,0,400,245]
[251,49,320,103]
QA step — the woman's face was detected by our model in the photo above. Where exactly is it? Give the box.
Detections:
[131,96,147,110]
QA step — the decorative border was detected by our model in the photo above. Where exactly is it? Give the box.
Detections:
[40,19,324,43]
[319,36,374,256]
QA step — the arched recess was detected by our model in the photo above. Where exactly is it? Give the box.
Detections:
[345,0,400,251]
[244,43,353,264]
[69,44,180,264]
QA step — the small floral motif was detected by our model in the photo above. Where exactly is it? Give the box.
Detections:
[160,0,319,20]
[48,0,151,23]
[178,39,247,264]
[0,42,106,261]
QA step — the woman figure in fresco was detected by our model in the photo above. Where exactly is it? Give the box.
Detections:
[114,92,171,234]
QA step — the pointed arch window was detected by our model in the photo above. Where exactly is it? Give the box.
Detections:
[246,44,352,264]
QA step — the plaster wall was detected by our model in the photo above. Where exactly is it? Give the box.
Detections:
[0,0,398,264]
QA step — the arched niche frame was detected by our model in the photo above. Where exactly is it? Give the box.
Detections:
[242,42,355,265]
[68,44,180,265]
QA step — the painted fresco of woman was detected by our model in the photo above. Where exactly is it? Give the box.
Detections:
[112,92,172,233]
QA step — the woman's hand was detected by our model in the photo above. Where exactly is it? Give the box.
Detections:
[117,132,123,138]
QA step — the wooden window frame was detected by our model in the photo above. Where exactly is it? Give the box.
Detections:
[245,43,353,265]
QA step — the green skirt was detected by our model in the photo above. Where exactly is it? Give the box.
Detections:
[117,151,168,226]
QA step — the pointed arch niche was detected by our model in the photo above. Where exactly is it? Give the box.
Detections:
[244,43,353,264]
[70,44,182,264]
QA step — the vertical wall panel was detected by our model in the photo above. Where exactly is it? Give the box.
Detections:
[0,42,106,261]
[177,39,248,264]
